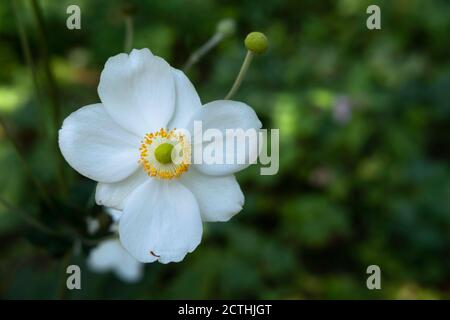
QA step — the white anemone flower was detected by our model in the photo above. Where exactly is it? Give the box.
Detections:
[87,238,144,283]
[87,208,143,283]
[88,238,144,283]
[59,48,262,263]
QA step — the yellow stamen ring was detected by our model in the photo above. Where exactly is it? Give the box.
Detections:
[138,128,191,179]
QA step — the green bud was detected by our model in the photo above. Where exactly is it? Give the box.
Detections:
[154,143,174,164]
[216,18,236,37]
[244,32,268,54]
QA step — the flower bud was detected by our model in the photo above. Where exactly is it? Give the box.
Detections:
[244,32,268,54]
[216,18,236,37]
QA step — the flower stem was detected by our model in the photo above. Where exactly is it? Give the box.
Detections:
[29,0,67,195]
[0,196,56,235]
[0,194,114,246]
[224,50,254,100]
[124,15,134,52]
[0,117,51,206]
[30,0,61,135]
[11,0,46,137]
[183,33,224,72]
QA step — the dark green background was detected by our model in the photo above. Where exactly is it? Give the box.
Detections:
[0,0,449,299]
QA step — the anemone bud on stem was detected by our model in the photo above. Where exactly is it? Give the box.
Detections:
[224,31,268,100]
[183,18,236,72]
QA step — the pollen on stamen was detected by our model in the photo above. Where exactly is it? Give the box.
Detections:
[138,128,191,179]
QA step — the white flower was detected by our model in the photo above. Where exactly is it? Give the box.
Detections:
[87,238,144,283]
[87,208,143,283]
[59,48,262,263]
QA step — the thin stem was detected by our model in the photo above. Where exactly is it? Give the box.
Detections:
[0,195,114,246]
[29,0,61,135]
[224,50,254,100]
[11,0,46,137]
[0,196,56,235]
[0,117,51,206]
[124,15,134,52]
[183,33,224,72]
[29,0,67,195]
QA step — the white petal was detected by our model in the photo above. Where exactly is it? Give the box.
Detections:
[98,48,175,136]
[87,239,143,283]
[188,100,262,176]
[105,207,122,223]
[115,254,144,283]
[119,179,202,264]
[167,68,202,129]
[180,167,244,222]
[96,169,148,210]
[87,239,121,271]
[59,103,140,183]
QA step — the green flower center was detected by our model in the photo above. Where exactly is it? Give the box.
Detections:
[154,143,174,164]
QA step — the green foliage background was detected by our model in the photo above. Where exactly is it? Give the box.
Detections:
[0,0,449,299]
